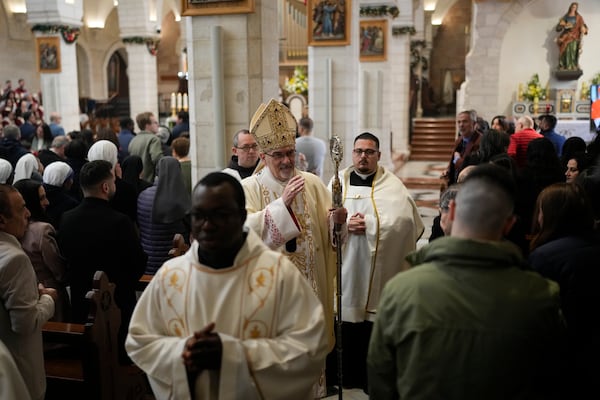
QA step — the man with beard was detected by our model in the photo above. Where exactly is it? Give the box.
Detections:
[241,99,347,397]
[58,160,146,363]
[0,184,56,400]
[441,110,481,186]
[326,132,424,392]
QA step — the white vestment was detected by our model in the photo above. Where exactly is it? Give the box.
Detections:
[241,167,338,350]
[0,339,31,400]
[126,229,328,400]
[329,166,424,322]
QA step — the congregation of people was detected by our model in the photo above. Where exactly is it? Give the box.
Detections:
[2,85,600,399]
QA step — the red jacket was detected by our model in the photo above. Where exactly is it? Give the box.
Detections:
[508,128,543,169]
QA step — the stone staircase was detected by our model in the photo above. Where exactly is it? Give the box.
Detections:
[410,118,457,162]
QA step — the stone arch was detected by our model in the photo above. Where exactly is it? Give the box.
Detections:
[100,43,130,118]
[462,0,535,119]
[102,42,128,95]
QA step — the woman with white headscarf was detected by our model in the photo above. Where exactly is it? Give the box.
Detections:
[13,153,43,183]
[137,156,191,274]
[87,140,138,222]
[0,158,13,184]
[43,161,79,230]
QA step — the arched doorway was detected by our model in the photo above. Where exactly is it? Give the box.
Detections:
[103,49,130,118]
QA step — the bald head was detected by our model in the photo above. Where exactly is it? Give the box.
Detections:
[518,115,534,129]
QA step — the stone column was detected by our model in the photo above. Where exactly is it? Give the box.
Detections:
[309,1,360,181]
[117,0,161,120]
[185,0,279,182]
[461,0,514,118]
[26,0,83,132]
[389,0,414,158]
[122,40,159,119]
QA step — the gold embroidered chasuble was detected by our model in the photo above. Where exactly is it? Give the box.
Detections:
[242,168,337,350]
[125,230,327,400]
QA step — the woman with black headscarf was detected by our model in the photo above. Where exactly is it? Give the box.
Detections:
[137,156,191,274]
[121,155,152,196]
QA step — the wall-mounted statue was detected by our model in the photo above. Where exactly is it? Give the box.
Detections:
[556,2,588,72]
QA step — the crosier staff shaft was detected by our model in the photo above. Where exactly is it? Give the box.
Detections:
[329,135,343,400]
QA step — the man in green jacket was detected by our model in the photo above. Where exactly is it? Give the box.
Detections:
[367,164,565,399]
[128,112,163,182]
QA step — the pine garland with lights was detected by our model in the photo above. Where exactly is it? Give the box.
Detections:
[360,6,400,19]
[392,26,416,36]
[31,24,80,44]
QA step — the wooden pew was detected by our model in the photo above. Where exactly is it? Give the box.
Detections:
[136,274,154,291]
[136,234,189,292]
[43,271,148,400]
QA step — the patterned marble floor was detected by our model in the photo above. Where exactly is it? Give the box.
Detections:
[398,160,446,248]
[323,160,446,400]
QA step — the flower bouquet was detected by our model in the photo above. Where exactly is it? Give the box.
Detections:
[284,67,308,96]
[522,74,547,101]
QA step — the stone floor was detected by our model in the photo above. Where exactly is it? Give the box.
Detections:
[323,160,446,400]
[397,160,447,247]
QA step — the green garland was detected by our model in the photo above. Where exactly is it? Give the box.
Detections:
[360,6,400,19]
[392,26,416,36]
[122,36,160,56]
[31,24,80,44]
[122,36,154,44]
[410,40,428,70]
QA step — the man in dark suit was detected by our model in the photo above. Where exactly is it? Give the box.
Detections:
[19,111,37,144]
[58,160,146,363]
[0,125,28,168]
[37,136,68,167]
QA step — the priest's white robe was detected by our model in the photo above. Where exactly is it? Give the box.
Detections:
[241,167,338,350]
[329,166,424,322]
[125,229,328,400]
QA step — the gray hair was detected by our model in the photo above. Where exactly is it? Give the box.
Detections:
[458,109,477,123]
[232,129,250,147]
[3,125,20,140]
[51,135,69,149]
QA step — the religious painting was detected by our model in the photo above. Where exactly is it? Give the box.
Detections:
[36,37,61,73]
[181,0,255,16]
[308,0,351,46]
[359,19,387,62]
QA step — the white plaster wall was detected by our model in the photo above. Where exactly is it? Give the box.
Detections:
[0,2,39,92]
[498,0,600,116]
[186,0,279,183]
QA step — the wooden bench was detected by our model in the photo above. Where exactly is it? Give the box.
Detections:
[43,271,148,400]
[136,233,190,291]
[136,274,154,291]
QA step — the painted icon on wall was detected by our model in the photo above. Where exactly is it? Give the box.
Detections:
[308,0,351,46]
[36,37,61,73]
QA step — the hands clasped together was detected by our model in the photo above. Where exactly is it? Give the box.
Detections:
[182,322,223,374]
[347,212,366,235]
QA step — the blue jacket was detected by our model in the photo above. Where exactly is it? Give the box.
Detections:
[137,185,189,274]
[0,137,28,168]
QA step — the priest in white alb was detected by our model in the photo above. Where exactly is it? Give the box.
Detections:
[126,172,328,400]
[326,132,424,391]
